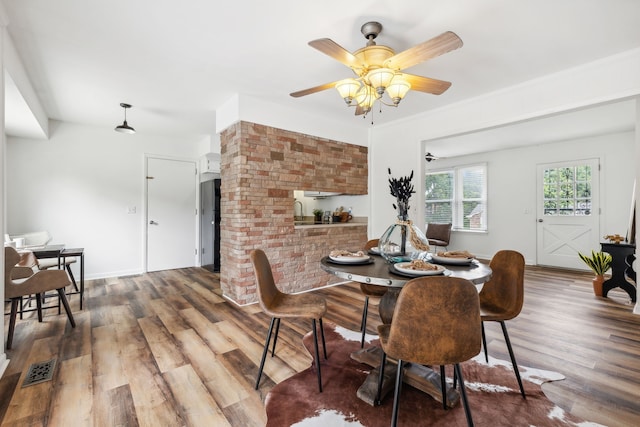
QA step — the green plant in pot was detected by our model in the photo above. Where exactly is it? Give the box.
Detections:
[313,209,323,223]
[578,250,612,297]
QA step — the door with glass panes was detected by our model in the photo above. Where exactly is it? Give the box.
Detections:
[536,159,600,269]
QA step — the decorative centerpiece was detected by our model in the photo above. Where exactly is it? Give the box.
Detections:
[379,169,430,262]
[578,250,612,296]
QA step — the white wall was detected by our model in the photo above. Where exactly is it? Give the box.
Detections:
[0,10,8,376]
[6,121,208,279]
[423,131,634,264]
[216,93,368,147]
[368,49,640,253]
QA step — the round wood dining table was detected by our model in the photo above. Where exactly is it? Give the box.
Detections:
[320,254,492,323]
[320,253,493,407]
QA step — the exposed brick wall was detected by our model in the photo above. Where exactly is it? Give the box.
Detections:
[219,121,368,305]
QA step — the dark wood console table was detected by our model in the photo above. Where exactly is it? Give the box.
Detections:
[600,242,636,302]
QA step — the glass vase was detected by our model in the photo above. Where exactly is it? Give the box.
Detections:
[379,218,430,263]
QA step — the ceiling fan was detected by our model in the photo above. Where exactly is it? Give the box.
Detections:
[290,22,463,116]
[425,152,440,162]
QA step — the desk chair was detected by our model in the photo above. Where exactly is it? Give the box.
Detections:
[9,250,39,320]
[5,246,76,350]
[426,223,452,252]
[37,256,79,293]
[250,249,328,392]
[12,250,38,280]
[359,239,388,348]
[8,231,78,290]
[376,276,481,427]
[480,249,526,398]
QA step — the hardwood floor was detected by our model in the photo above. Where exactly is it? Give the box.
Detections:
[1,265,639,426]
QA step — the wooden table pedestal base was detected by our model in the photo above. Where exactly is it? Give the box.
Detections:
[351,346,460,408]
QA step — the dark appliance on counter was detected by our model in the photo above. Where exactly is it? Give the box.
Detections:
[201,178,221,272]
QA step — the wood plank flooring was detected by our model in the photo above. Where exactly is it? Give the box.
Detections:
[1,265,639,426]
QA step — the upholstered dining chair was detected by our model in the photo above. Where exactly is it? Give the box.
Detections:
[426,223,452,252]
[376,276,481,427]
[479,249,526,398]
[4,246,76,350]
[359,239,388,348]
[250,249,328,392]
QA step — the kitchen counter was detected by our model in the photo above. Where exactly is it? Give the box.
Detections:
[293,216,367,229]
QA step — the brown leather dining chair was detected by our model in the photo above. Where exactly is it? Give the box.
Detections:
[4,246,76,350]
[376,276,481,427]
[250,249,328,392]
[479,249,526,398]
[426,222,452,252]
[359,239,388,348]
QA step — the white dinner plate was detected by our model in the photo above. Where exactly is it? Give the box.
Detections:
[329,255,371,263]
[431,255,475,265]
[393,262,446,276]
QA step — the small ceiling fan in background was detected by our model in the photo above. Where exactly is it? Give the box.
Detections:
[290,22,463,117]
[425,152,440,162]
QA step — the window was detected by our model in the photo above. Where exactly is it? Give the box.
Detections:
[425,164,487,231]
[542,165,592,216]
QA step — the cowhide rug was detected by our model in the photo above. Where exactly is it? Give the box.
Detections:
[265,323,603,427]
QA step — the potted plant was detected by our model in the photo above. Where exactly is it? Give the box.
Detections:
[313,209,323,223]
[578,250,612,296]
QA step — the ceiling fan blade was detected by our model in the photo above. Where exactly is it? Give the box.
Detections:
[290,81,341,98]
[308,38,359,67]
[403,73,452,95]
[384,31,463,70]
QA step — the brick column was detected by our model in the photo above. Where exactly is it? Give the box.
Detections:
[219,121,368,305]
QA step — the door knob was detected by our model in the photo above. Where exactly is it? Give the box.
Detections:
[538,219,543,222]
[149,220,158,225]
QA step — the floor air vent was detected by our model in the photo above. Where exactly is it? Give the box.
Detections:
[22,358,56,387]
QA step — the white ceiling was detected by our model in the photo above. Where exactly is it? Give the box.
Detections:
[425,99,637,158]
[3,0,639,145]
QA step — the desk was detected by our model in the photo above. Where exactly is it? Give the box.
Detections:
[320,254,492,406]
[62,248,85,309]
[30,244,65,264]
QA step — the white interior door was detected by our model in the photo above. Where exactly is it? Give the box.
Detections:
[146,157,197,272]
[536,159,600,269]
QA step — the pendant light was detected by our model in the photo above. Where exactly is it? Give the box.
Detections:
[115,103,136,134]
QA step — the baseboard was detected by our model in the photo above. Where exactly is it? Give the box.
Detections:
[0,354,9,379]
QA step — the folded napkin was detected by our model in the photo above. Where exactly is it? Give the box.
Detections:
[330,250,366,258]
[403,259,440,271]
[437,250,475,259]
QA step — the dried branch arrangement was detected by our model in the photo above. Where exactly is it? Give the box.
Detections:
[388,168,415,219]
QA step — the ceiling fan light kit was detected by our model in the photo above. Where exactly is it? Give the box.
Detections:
[291,21,463,119]
[115,102,136,134]
[336,78,360,105]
